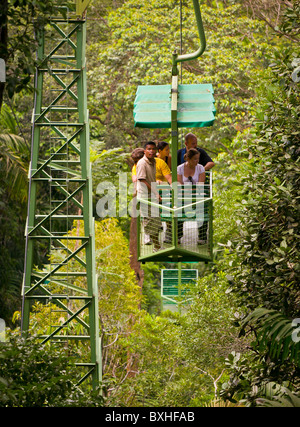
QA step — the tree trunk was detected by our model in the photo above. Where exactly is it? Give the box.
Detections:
[129,216,144,291]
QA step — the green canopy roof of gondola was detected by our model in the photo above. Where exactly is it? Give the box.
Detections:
[133,83,216,129]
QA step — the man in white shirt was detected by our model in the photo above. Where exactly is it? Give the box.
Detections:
[136,142,162,252]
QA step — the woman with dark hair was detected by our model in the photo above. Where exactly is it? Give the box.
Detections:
[177,148,207,245]
[177,147,205,184]
[157,141,172,170]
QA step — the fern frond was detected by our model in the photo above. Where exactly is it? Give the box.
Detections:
[242,308,300,366]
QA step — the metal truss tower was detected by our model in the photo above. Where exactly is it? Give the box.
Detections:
[21,5,101,390]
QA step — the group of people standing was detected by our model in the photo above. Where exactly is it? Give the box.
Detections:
[131,133,214,252]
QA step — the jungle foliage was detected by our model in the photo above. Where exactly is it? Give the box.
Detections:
[0,335,104,406]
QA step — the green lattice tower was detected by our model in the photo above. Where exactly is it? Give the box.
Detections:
[21,7,101,390]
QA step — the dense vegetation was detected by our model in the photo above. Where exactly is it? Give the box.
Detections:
[0,0,299,407]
